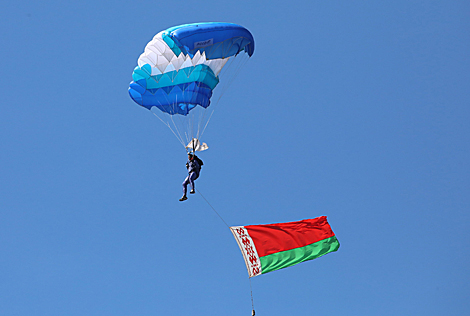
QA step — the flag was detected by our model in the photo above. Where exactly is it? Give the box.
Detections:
[230,216,340,277]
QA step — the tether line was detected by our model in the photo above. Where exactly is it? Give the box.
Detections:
[249,278,255,315]
[196,189,230,228]
[196,188,255,316]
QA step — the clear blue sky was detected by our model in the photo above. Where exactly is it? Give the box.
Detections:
[1,1,469,315]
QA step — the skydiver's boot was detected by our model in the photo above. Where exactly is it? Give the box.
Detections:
[179,195,187,201]
[190,189,196,194]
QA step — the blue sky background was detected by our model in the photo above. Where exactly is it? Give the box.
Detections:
[1,1,469,315]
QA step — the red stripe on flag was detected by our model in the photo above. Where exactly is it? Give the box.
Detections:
[244,216,336,257]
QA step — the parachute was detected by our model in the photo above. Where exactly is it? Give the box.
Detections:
[129,22,255,151]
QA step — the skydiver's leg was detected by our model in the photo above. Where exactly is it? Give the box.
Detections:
[188,172,196,193]
[182,175,190,196]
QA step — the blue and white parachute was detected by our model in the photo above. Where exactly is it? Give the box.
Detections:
[129,22,255,150]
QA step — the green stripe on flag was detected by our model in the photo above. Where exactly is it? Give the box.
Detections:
[260,236,340,274]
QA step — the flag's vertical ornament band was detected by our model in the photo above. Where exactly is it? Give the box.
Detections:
[230,216,340,278]
[230,226,262,277]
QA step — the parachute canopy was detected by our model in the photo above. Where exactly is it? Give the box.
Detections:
[129,22,255,116]
[230,216,340,278]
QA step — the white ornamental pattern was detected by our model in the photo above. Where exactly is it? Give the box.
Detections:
[230,226,262,278]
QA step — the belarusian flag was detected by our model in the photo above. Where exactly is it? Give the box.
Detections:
[230,216,339,277]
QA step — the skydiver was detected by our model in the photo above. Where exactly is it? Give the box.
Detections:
[179,153,203,201]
